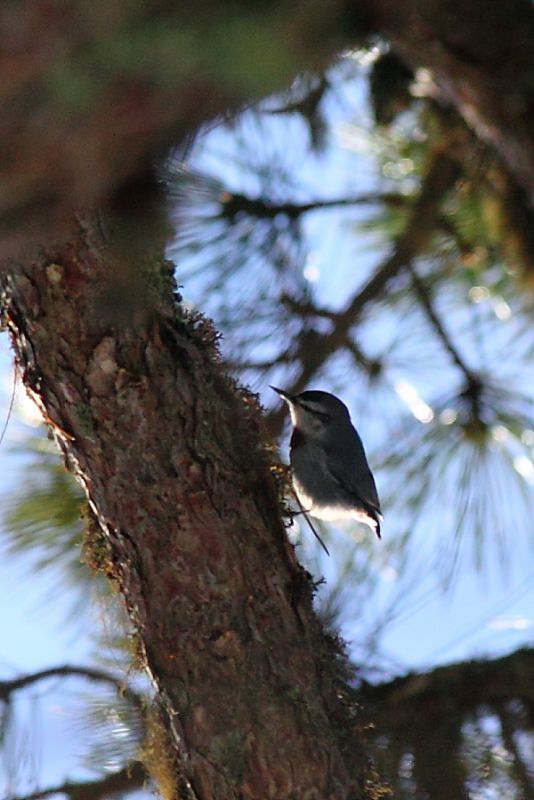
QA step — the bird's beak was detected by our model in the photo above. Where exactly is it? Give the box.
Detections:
[270,386,296,404]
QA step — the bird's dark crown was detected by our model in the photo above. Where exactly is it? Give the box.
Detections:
[296,390,350,420]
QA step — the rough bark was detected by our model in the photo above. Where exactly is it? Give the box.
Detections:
[0,217,377,800]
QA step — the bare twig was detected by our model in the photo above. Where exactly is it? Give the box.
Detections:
[291,488,330,557]
[0,364,16,450]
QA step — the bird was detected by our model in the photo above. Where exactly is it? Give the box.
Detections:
[271,387,382,539]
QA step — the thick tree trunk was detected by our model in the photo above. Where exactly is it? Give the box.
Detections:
[1,216,377,799]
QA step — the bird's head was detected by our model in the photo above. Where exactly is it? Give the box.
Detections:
[271,387,351,437]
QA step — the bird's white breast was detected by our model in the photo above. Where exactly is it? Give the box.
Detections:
[293,479,378,532]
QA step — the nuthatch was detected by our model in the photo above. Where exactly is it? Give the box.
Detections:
[272,388,382,539]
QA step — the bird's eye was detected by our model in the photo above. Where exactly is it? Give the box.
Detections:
[302,403,330,421]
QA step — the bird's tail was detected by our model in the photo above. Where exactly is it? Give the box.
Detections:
[375,518,382,540]
[354,507,382,539]
[370,509,382,540]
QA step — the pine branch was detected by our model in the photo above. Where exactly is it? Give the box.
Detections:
[359,647,534,800]
[346,339,383,376]
[408,264,478,383]
[4,762,146,800]
[280,294,336,319]
[359,647,534,721]
[266,75,330,117]
[219,191,409,222]
[0,665,144,712]
[267,148,461,434]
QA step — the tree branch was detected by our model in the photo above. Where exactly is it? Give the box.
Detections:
[219,191,409,222]
[5,762,146,800]
[0,665,143,712]
[267,147,461,435]
[359,647,534,723]
[359,647,534,800]
[408,264,477,382]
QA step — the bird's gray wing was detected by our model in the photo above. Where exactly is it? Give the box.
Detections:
[323,428,381,515]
